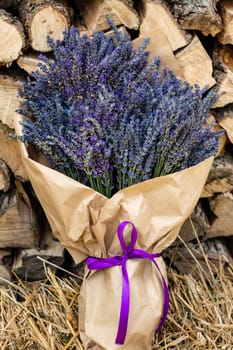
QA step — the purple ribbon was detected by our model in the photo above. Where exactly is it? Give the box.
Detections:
[86,221,169,345]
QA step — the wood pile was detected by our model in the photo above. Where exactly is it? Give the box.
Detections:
[0,0,233,282]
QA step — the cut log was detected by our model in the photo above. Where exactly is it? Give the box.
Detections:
[0,159,11,192]
[215,106,233,144]
[17,51,52,75]
[164,0,222,37]
[0,9,26,66]
[12,218,64,281]
[18,0,70,52]
[0,185,40,248]
[201,148,233,197]
[213,45,233,108]
[74,0,140,34]
[0,122,27,180]
[0,67,25,129]
[208,192,233,238]
[217,0,233,44]
[139,1,184,78]
[175,34,216,88]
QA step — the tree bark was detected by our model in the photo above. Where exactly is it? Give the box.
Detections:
[164,0,222,36]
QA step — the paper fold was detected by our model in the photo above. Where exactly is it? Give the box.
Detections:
[15,113,213,349]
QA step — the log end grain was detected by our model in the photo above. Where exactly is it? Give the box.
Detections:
[19,1,70,53]
[30,5,69,52]
[0,9,25,66]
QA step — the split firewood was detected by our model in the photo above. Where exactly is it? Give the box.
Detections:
[0,159,11,192]
[0,248,11,260]
[0,9,26,66]
[142,1,191,51]
[206,114,228,156]
[0,122,27,180]
[0,67,25,129]
[74,0,140,34]
[0,265,12,284]
[215,104,233,143]
[17,52,43,75]
[179,201,210,242]
[0,184,40,248]
[165,238,233,276]
[0,0,20,9]
[175,34,216,88]
[17,51,52,75]
[0,248,12,284]
[164,0,222,37]
[208,192,233,238]
[18,0,71,52]
[201,148,233,197]
[12,218,64,281]
[217,0,233,44]
[213,44,233,108]
[225,236,233,257]
[139,0,184,79]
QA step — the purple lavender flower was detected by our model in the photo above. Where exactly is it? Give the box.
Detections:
[18,20,223,197]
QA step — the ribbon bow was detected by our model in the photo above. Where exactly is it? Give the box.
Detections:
[86,221,169,345]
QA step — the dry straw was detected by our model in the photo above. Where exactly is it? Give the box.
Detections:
[0,232,232,350]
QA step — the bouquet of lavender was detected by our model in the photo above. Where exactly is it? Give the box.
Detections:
[15,21,223,350]
[18,22,221,197]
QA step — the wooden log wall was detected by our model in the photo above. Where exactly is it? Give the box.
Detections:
[0,0,233,281]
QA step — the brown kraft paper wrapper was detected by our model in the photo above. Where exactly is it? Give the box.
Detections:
[15,115,213,349]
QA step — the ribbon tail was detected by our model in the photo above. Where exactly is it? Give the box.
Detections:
[115,260,130,344]
[155,276,169,333]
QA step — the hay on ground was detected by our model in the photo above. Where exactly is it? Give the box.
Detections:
[0,241,232,350]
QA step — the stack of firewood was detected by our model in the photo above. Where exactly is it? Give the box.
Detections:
[0,0,233,282]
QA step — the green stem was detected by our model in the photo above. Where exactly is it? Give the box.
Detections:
[65,166,79,180]
[153,156,164,177]
[87,174,114,198]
